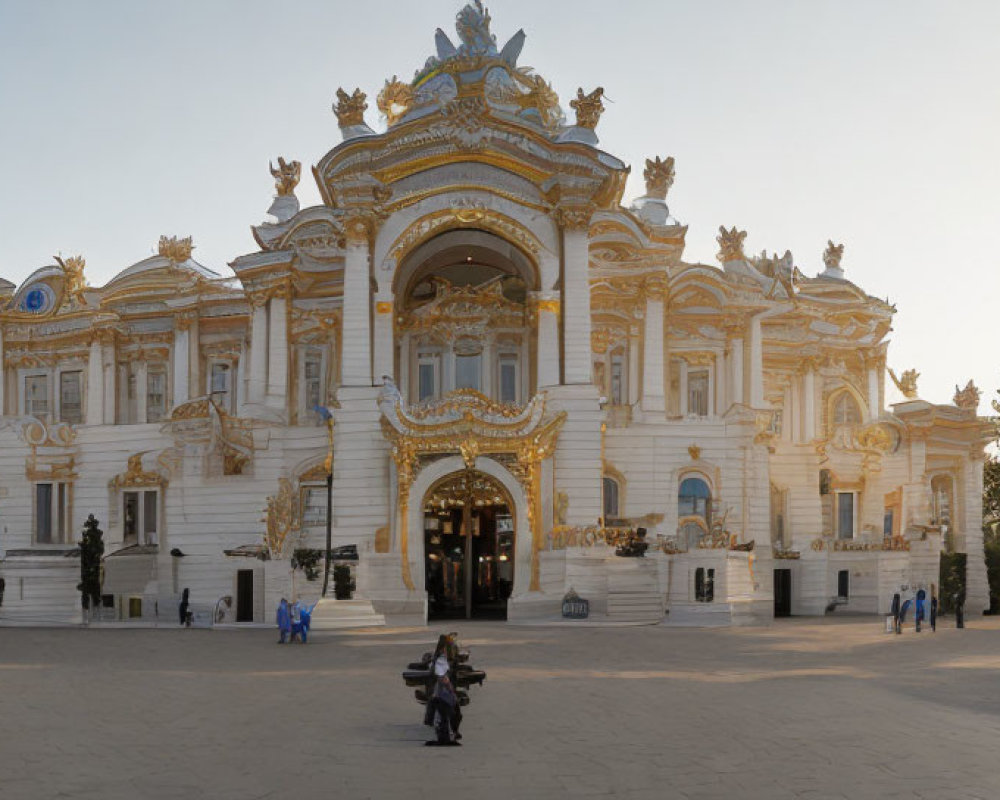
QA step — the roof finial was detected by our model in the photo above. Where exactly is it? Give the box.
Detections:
[334,87,368,128]
[570,87,605,129]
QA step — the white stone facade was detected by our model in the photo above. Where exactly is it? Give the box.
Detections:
[0,5,992,627]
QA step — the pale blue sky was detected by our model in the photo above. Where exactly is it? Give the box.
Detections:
[0,0,997,414]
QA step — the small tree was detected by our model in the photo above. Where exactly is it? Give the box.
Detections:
[77,515,104,611]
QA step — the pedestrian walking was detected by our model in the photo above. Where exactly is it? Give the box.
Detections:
[425,634,461,747]
[891,592,901,635]
[915,589,926,633]
[930,584,938,632]
[954,588,966,629]
[179,588,191,627]
[276,597,292,643]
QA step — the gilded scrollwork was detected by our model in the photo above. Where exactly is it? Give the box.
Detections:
[269,157,301,197]
[570,87,605,129]
[643,156,675,199]
[108,452,167,490]
[953,380,981,410]
[262,477,301,557]
[716,226,747,263]
[377,75,415,126]
[158,235,194,262]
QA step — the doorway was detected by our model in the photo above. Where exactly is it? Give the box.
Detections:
[423,470,515,620]
[236,569,255,622]
[774,568,791,617]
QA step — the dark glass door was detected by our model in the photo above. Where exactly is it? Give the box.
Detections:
[774,568,791,617]
[236,569,254,622]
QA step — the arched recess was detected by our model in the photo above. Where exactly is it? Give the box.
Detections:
[402,455,531,597]
[373,190,559,291]
[825,384,868,434]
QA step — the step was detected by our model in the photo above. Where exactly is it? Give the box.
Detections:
[309,597,386,630]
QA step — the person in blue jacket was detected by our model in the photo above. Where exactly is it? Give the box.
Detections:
[276,598,292,644]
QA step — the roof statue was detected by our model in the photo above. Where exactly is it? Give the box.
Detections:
[821,240,845,279]
[953,380,981,410]
[269,157,301,197]
[158,235,193,263]
[54,255,87,308]
[888,367,920,399]
[334,87,368,128]
[716,226,747,264]
[570,87,605,129]
[377,76,415,126]
[454,1,496,56]
[643,156,675,199]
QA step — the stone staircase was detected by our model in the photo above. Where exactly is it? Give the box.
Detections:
[606,590,664,623]
[309,597,385,630]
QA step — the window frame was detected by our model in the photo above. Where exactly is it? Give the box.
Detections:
[208,360,236,414]
[602,476,620,521]
[122,488,160,546]
[415,350,441,403]
[33,481,71,545]
[145,363,169,423]
[58,369,84,424]
[835,491,858,540]
[497,351,520,405]
[23,370,51,418]
[687,368,710,417]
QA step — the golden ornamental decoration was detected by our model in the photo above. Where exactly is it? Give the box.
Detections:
[377,75,414,126]
[688,444,701,461]
[54,254,88,308]
[158,235,193,262]
[108,452,167,491]
[888,367,919,399]
[570,86,605,129]
[643,156,675,199]
[823,240,845,271]
[716,226,747,263]
[516,74,562,130]
[953,380,981,410]
[269,157,301,197]
[262,477,301,557]
[334,87,368,127]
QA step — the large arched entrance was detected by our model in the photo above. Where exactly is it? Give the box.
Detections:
[422,469,515,620]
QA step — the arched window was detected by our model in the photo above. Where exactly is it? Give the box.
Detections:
[603,476,620,520]
[678,477,712,526]
[832,392,862,427]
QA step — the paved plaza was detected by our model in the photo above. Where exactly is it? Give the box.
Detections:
[2,617,1000,800]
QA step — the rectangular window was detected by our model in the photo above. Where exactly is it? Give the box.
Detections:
[455,354,481,391]
[610,355,624,406]
[147,366,167,423]
[836,492,855,539]
[34,482,70,544]
[59,371,83,424]
[417,354,438,402]
[124,490,158,545]
[837,570,850,600]
[36,483,53,543]
[25,374,49,417]
[210,363,232,412]
[883,509,894,538]
[301,485,328,527]
[304,354,322,414]
[499,355,517,404]
[688,370,709,417]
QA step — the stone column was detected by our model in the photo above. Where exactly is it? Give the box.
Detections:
[715,348,727,416]
[866,361,879,421]
[481,335,494,398]
[558,208,592,385]
[173,317,191,407]
[627,326,640,408]
[102,334,117,425]
[86,336,103,425]
[187,315,200,398]
[803,365,816,441]
[641,277,666,413]
[964,456,990,614]
[372,294,395,385]
[266,291,288,405]
[136,361,148,423]
[530,293,560,389]
[341,216,373,387]
[678,358,689,416]
[730,337,744,406]
[247,297,268,404]
[749,314,764,408]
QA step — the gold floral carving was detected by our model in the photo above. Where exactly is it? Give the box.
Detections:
[270,157,301,197]
[334,87,368,127]
[376,301,393,314]
[377,75,414,126]
[158,235,194,262]
[570,87,605,129]
[688,444,701,461]
[643,156,675,199]
[54,255,88,308]
[263,477,301,557]
[953,380,981,410]
[823,240,845,271]
[716,226,747,263]
[555,205,593,231]
[108,453,167,490]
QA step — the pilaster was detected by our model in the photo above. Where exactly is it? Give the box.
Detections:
[558,208,592,385]
[341,215,374,387]
[86,337,103,425]
[529,293,560,388]
[248,299,268,404]
[266,292,288,407]
[640,279,665,413]
[373,295,394,383]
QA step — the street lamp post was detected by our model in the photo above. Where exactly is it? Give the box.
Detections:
[316,409,335,597]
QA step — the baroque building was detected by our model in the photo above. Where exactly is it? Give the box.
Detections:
[0,3,992,626]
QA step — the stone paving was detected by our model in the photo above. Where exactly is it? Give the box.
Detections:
[2,616,1000,799]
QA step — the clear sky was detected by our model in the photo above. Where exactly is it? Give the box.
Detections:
[0,0,996,415]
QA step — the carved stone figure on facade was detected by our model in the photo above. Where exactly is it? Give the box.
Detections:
[158,235,194,263]
[716,226,747,264]
[570,87,605,130]
[269,157,301,197]
[334,87,368,128]
[953,380,981,410]
[54,254,88,308]
[643,156,675,199]
[888,367,920,399]
[822,240,846,279]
